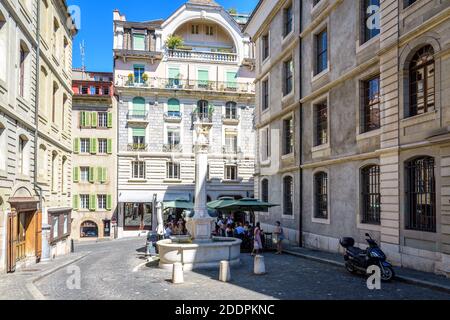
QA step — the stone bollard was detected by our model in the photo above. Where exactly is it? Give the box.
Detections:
[172,263,184,284]
[254,255,266,275]
[219,260,231,282]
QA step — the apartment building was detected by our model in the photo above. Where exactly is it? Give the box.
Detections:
[113,0,256,238]
[245,0,301,246]
[246,0,450,276]
[0,0,76,273]
[71,70,117,240]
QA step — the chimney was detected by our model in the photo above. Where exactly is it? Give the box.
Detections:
[113,9,125,21]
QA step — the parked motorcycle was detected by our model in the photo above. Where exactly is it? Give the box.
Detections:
[340,233,395,282]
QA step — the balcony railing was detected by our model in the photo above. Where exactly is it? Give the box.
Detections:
[223,146,242,154]
[127,143,148,152]
[193,112,213,124]
[163,144,183,153]
[167,49,238,63]
[222,114,240,124]
[127,110,148,121]
[164,112,182,122]
[117,77,255,93]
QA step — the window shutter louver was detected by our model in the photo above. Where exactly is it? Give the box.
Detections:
[73,138,80,153]
[89,194,96,211]
[102,167,107,183]
[73,167,79,183]
[107,139,112,154]
[106,195,112,211]
[107,112,113,128]
[97,167,102,183]
[90,138,97,154]
[89,167,95,183]
[73,195,79,210]
[91,112,98,127]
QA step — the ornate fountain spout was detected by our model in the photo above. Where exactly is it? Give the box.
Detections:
[185,120,214,241]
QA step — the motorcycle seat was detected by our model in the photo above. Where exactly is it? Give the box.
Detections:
[347,247,365,256]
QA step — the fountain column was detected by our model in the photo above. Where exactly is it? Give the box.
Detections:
[185,121,214,241]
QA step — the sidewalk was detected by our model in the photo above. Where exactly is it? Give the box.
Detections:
[284,246,450,294]
[0,251,89,300]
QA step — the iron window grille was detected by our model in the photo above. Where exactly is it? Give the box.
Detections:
[361,165,381,225]
[283,176,293,215]
[361,76,380,133]
[314,172,328,219]
[409,45,435,117]
[405,157,436,233]
[315,102,328,146]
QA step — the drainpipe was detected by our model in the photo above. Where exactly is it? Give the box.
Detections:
[33,0,50,261]
[298,0,304,248]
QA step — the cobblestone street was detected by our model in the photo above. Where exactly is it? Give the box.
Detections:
[30,238,450,300]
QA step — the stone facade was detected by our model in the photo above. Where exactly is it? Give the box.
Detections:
[246,0,450,276]
[113,0,256,237]
[71,70,117,241]
[0,0,76,272]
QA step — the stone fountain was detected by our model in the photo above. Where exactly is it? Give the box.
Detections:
[157,116,242,271]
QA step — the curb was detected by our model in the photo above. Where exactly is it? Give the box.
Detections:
[25,252,91,300]
[284,249,450,294]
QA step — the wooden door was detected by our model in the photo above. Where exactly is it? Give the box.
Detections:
[35,210,42,263]
[6,211,17,273]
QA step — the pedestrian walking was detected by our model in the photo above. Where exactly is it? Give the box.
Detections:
[251,222,263,256]
[274,221,285,255]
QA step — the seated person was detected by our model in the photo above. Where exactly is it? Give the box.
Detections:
[234,222,245,236]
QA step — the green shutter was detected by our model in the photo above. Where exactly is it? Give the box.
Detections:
[73,138,80,153]
[91,112,98,127]
[226,71,237,88]
[73,167,79,183]
[198,70,209,86]
[79,112,85,127]
[85,112,91,127]
[168,99,180,112]
[107,139,112,154]
[168,68,180,79]
[132,128,146,137]
[102,168,107,183]
[107,112,113,128]
[106,195,112,211]
[90,138,97,154]
[132,98,145,116]
[73,195,79,210]
[89,167,95,183]
[133,34,145,51]
[89,194,96,211]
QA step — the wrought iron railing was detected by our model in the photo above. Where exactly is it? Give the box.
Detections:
[163,144,183,153]
[164,112,182,121]
[127,143,148,152]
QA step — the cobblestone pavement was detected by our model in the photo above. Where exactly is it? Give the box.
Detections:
[33,238,450,300]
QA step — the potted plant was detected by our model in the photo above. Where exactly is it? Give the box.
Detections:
[142,73,149,84]
[127,73,134,85]
[165,34,184,50]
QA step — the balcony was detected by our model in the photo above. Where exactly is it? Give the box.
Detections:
[222,114,240,125]
[114,49,163,62]
[127,143,148,152]
[166,49,238,63]
[164,112,182,123]
[223,146,242,155]
[192,112,213,124]
[127,110,148,122]
[163,144,183,153]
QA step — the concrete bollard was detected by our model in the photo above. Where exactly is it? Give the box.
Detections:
[254,255,266,275]
[172,262,184,284]
[219,260,231,282]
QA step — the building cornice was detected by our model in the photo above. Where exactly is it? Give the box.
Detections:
[255,101,300,129]
[300,0,344,39]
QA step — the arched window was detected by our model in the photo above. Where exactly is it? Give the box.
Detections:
[225,101,237,120]
[61,156,67,193]
[0,10,7,81]
[283,176,293,216]
[261,178,269,203]
[405,156,436,232]
[51,151,58,192]
[80,221,98,238]
[39,0,49,42]
[18,134,29,175]
[167,98,180,117]
[62,93,68,130]
[409,45,435,117]
[0,122,6,171]
[132,97,146,118]
[360,165,381,225]
[19,42,30,98]
[39,66,48,114]
[197,100,209,119]
[314,172,328,219]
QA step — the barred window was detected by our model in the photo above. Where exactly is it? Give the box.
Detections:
[315,102,328,146]
[361,76,380,133]
[361,165,381,225]
[283,176,293,216]
[409,45,435,117]
[261,179,269,203]
[314,172,328,219]
[405,156,436,233]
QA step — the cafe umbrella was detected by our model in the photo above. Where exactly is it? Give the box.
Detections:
[216,198,279,224]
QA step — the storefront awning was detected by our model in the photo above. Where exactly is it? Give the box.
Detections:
[118,191,190,203]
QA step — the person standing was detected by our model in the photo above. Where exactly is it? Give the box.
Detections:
[274,221,285,255]
[252,222,263,256]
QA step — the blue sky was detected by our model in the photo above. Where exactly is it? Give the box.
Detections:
[67,0,259,72]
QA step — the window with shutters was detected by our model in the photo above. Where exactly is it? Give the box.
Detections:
[80,194,90,210]
[98,112,108,128]
[80,167,89,182]
[80,138,90,153]
[98,195,107,210]
[98,139,107,154]
[167,98,181,117]
[133,33,145,51]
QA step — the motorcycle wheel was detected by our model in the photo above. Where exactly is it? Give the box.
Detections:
[345,262,357,274]
[381,266,395,282]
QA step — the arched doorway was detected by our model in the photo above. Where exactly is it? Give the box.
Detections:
[80,221,98,238]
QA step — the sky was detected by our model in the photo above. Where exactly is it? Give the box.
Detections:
[67,0,259,72]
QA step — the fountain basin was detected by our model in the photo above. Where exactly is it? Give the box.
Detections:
[157,237,242,271]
